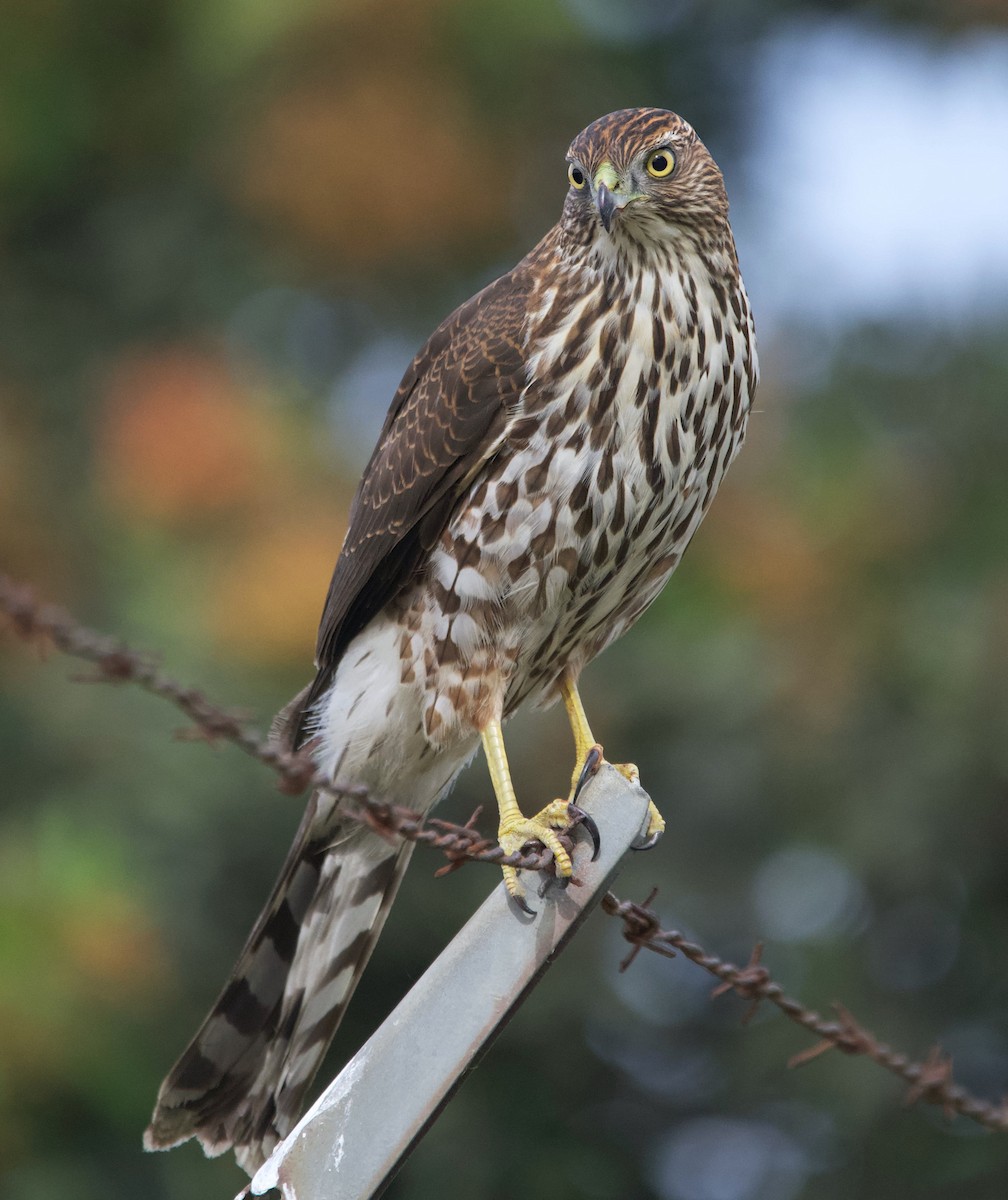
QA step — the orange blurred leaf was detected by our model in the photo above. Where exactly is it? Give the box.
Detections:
[238,70,510,267]
[97,347,272,524]
[208,513,346,663]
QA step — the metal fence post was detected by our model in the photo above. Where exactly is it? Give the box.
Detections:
[249,764,653,1200]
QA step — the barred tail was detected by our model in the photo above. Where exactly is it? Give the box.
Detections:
[144,790,413,1175]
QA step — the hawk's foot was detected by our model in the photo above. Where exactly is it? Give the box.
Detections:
[612,760,640,785]
[499,800,570,912]
[569,741,639,796]
[498,800,600,913]
[634,800,666,850]
[569,744,665,852]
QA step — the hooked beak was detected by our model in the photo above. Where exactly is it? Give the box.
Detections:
[593,162,629,233]
[596,183,619,233]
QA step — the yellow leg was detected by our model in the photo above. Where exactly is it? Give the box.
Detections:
[559,675,666,844]
[561,674,598,789]
[481,720,574,910]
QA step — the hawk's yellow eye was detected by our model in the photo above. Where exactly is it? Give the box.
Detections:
[568,163,587,190]
[646,149,675,178]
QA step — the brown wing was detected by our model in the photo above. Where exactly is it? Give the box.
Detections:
[290,265,534,747]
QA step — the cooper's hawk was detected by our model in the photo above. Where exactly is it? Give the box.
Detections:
[145,107,758,1174]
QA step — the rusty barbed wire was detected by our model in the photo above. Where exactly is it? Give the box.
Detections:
[601,890,1008,1133]
[0,574,556,877]
[4,573,1007,1134]
[0,575,318,789]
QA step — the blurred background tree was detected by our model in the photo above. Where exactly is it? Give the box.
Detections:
[2,1,1008,1197]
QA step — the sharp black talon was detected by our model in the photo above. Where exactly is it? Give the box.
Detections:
[512,892,536,916]
[568,803,601,862]
[572,744,604,805]
[631,829,663,852]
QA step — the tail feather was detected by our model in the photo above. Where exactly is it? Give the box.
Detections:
[144,789,412,1174]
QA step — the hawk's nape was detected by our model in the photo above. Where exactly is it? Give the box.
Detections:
[146,106,757,1174]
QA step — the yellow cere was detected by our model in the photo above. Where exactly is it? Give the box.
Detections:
[593,161,620,192]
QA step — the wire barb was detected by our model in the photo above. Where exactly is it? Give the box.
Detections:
[600,888,1008,1134]
[0,574,557,876]
[4,573,1008,1137]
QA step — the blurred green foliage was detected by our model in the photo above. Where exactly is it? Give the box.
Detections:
[2,1,1008,1198]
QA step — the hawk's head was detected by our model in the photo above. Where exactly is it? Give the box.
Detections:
[563,108,729,247]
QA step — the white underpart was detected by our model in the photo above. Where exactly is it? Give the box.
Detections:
[313,617,477,800]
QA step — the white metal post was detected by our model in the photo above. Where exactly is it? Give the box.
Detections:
[249,764,654,1200]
